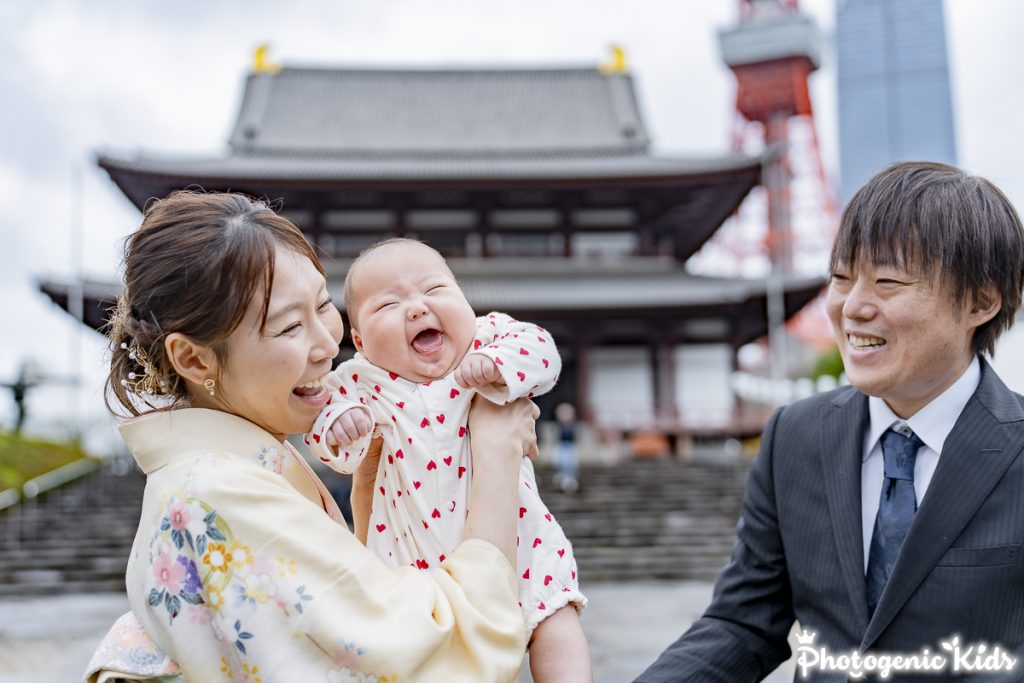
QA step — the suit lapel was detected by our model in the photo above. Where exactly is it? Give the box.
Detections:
[862,361,1024,649]
[820,388,871,633]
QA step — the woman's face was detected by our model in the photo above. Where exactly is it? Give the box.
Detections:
[214,246,344,441]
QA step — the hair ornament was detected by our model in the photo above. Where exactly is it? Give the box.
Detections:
[119,340,167,395]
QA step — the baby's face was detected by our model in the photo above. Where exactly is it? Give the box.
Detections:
[350,244,477,383]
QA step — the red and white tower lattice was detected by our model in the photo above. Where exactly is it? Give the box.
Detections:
[699,0,839,352]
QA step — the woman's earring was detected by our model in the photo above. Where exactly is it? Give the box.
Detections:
[204,378,216,397]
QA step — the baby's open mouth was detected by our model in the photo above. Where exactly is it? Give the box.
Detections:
[412,329,445,354]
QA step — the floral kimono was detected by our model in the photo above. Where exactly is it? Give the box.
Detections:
[85,408,526,683]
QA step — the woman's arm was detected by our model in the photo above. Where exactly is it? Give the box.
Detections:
[463,396,539,565]
[350,436,383,544]
[130,456,527,683]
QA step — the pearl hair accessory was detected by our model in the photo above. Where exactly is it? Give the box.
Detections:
[119,341,167,395]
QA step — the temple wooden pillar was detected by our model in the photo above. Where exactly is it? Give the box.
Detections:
[651,339,678,424]
[574,340,593,424]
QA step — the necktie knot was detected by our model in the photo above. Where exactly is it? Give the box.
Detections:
[880,428,922,482]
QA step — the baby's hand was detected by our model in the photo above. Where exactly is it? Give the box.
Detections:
[454,353,503,389]
[326,408,374,451]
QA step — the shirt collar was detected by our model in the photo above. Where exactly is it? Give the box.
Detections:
[865,355,980,460]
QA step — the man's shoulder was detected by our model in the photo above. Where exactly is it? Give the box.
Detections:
[775,384,862,425]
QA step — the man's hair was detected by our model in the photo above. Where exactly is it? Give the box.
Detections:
[829,161,1024,356]
[343,237,448,329]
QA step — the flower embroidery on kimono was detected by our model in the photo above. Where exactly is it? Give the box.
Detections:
[220,657,262,683]
[325,641,396,683]
[150,495,231,623]
[256,446,283,473]
[328,667,393,683]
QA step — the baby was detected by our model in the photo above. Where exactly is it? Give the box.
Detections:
[306,238,590,682]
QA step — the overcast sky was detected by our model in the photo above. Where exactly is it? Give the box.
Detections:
[2,0,1022,446]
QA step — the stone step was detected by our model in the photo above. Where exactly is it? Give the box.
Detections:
[0,456,751,593]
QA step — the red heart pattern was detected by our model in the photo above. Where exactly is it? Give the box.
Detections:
[317,313,572,620]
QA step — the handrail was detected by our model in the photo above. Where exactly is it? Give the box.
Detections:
[22,458,100,499]
[0,487,19,511]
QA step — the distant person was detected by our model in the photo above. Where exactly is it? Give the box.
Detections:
[553,402,580,494]
[305,238,591,683]
[86,191,539,683]
[635,162,1024,682]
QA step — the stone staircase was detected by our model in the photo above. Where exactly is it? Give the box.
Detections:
[534,458,749,582]
[0,460,146,597]
[0,457,749,596]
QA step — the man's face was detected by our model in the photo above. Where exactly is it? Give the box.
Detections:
[826,260,995,418]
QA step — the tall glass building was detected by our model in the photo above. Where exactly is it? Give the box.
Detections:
[836,0,957,203]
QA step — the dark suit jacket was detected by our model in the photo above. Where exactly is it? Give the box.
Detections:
[636,359,1024,682]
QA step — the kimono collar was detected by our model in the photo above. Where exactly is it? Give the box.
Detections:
[119,408,284,475]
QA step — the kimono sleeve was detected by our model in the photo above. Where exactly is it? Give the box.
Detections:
[178,458,527,682]
[470,312,562,405]
[304,365,375,474]
[84,611,182,683]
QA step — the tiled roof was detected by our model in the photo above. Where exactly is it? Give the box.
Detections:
[227,67,650,155]
[39,264,823,338]
[97,149,761,183]
[97,64,762,215]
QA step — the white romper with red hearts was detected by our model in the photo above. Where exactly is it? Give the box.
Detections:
[307,312,586,631]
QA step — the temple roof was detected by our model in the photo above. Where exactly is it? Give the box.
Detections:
[227,67,651,155]
[96,65,763,214]
[39,262,824,348]
[98,149,760,184]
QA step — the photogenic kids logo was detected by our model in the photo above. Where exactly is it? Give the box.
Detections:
[793,630,1017,679]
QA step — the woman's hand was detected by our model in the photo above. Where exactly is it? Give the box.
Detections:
[463,397,540,564]
[468,395,540,460]
[351,436,383,544]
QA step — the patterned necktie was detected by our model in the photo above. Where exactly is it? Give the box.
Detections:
[865,427,923,618]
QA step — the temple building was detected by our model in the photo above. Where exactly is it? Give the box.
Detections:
[42,63,823,448]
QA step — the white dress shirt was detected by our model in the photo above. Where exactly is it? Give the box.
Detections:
[860,356,981,573]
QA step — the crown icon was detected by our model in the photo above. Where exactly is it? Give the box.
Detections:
[794,628,817,646]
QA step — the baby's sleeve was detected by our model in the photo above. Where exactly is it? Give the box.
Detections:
[305,364,375,474]
[469,312,562,405]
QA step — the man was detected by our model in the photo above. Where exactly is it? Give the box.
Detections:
[636,162,1024,682]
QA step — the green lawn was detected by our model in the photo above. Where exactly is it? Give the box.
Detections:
[0,433,89,490]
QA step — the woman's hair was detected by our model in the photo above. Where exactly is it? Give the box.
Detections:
[106,190,325,415]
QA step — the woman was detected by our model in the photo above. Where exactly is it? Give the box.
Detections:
[86,191,536,682]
